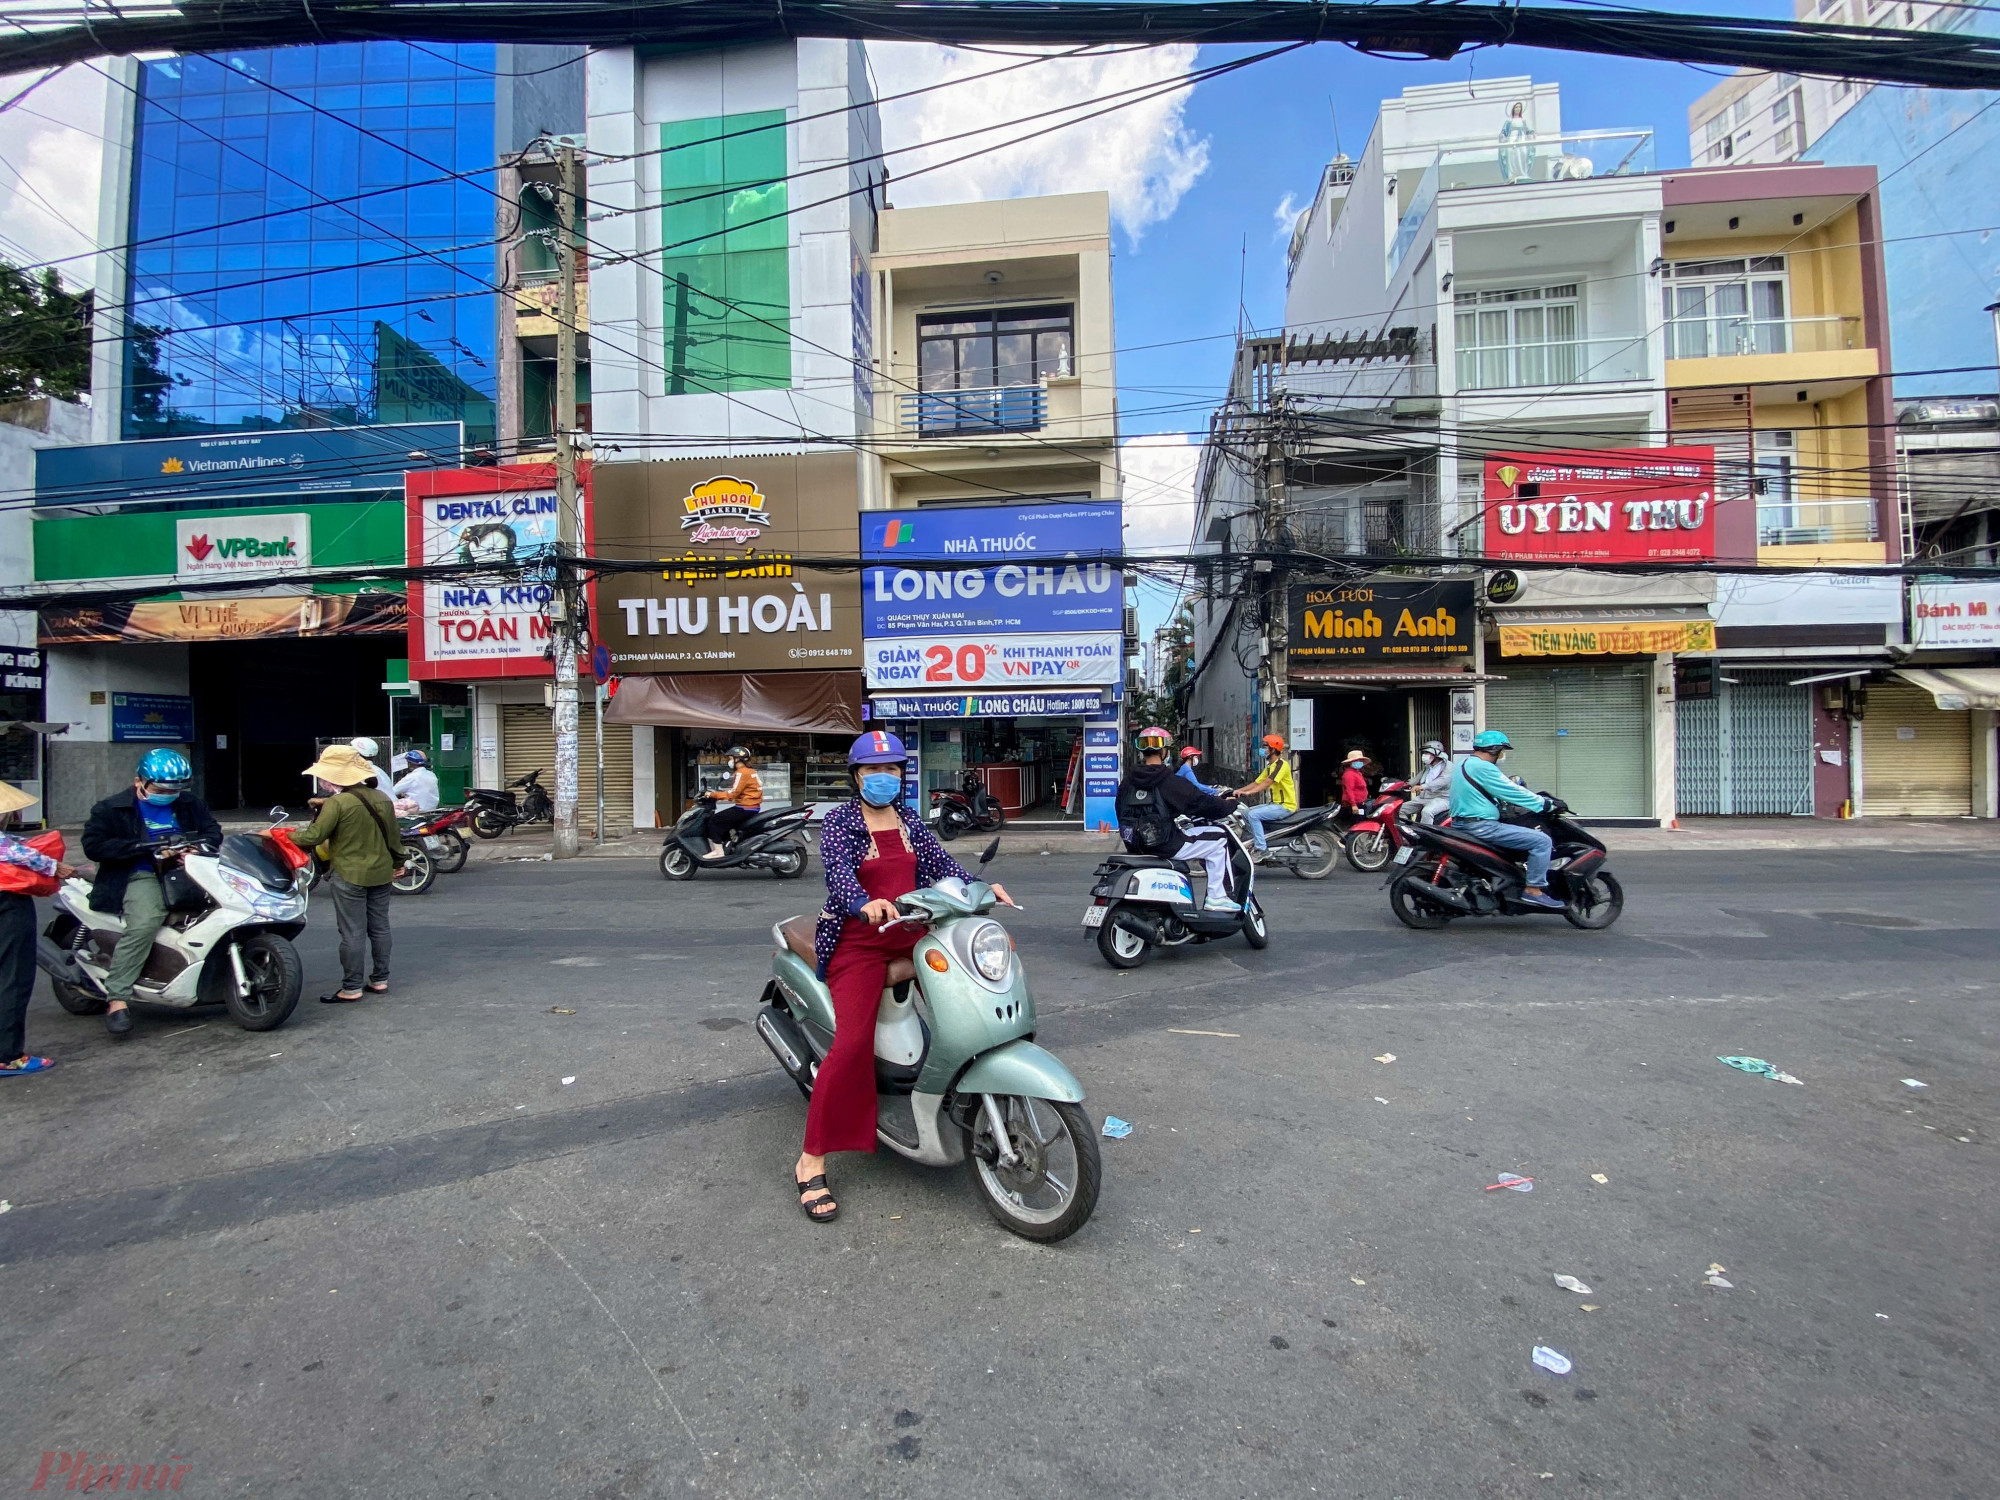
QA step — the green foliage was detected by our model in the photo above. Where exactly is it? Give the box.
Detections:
[0,262,91,403]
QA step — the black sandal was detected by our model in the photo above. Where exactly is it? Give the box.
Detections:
[795,1172,838,1223]
[318,991,365,1004]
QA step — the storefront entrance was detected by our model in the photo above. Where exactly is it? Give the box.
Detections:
[1862,681,1972,816]
[502,701,636,837]
[898,717,1087,823]
[670,729,858,819]
[1297,689,1448,807]
[1676,668,1815,816]
[1485,662,1654,819]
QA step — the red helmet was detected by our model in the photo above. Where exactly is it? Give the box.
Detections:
[1179,746,1202,760]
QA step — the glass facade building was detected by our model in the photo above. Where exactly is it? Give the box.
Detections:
[124,43,500,446]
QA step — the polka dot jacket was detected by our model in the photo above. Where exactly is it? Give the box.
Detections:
[813,799,972,978]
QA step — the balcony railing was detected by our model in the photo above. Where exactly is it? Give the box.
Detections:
[1454,336,1648,392]
[1757,497,1879,547]
[901,384,1046,436]
[1665,313,1861,360]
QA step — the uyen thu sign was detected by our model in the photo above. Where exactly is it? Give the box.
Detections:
[1483,447,1716,562]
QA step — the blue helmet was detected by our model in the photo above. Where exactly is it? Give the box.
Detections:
[1472,729,1513,751]
[137,747,192,789]
[847,730,907,765]
[403,749,428,767]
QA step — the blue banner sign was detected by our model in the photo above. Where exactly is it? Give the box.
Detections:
[870,691,1110,720]
[861,501,1123,637]
[37,423,463,509]
[111,692,194,743]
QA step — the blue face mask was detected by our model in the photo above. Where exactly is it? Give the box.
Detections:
[143,790,178,806]
[858,772,903,807]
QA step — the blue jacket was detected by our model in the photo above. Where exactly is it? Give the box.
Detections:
[1176,761,1226,796]
[1449,755,1546,821]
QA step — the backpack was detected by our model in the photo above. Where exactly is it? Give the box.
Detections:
[1115,779,1178,856]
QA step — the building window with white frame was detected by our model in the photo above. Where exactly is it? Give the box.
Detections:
[1662,256,1790,358]
[1454,284,1581,390]
[1753,429,1798,540]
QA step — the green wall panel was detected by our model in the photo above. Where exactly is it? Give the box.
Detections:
[35,499,408,583]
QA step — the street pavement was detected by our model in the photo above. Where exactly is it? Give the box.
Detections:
[0,838,1993,1498]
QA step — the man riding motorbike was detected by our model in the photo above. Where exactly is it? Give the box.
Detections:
[1176,745,1227,796]
[79,748,223,1038]
[1448,730,1565,910]
[1233,734,1297,860]
[1413,740,1452,825]
[700,745,763,861]
[392,748,440,814]
[1115,728,1240,911]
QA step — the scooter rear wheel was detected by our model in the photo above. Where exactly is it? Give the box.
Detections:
[968,1096,1101,1242]
[1095,912,1151,968]
[1291,830,1339,880]
[1389,870,1455,930]
[769,843,809,879]
[472,810,509,839]
[660,844,697,880]
[392,846,436,895]
[432,829,469,874]
[50,978,107,1015]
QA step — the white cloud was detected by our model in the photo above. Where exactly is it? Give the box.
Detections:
[868,43,1210,244]
[1120,432,1201,555]
[0,67,107,281]
[1272,191,1301,242]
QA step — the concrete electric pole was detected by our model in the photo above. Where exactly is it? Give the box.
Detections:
[551,140,582,858]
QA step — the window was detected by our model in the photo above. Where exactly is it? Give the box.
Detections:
[1772,95,1792,124]
[1454,284,1581,389]
[1754,430,1799,539]
[1733,96,1753,125]
[1775,125,1796,157]
[1704,112,1731,144]
[1662,257,1789,358]
[917,306,1072,391]
[1833,77,1851,99]
[658,110,792,393]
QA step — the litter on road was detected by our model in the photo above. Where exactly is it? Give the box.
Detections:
[1167,1028,1238,1038]
[1703,1261,1733,1288]
[1718,1056,1804,1085]
[1101,1116,1133,1139]
[1901,1079,1927,1089]
[1531,1347,1573,1375]
[560,1076,576,1086]
[1590,1173,1609,1184]
[1553,1275,1593,1294]
[1373,1053,1396,1064]
[1487,1174,1534,1193]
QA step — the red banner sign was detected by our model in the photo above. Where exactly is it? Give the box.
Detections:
[1482,447,1716,563]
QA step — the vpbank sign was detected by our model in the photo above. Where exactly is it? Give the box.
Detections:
[174,514,311,580]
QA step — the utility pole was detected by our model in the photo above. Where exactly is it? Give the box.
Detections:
[551,140,582,858]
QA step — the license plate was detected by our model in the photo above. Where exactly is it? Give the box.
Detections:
[1081,904,1107,928]
[1394,846,1414,865]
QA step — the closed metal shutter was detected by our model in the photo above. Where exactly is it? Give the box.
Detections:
[501,701,635,835]
[1680,671,1813,815]
[1862,682,1971,816]
[1486,664,1651,817]
[1676,692,1721,815]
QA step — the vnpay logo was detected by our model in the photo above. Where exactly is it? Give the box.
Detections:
[184,532,299,564]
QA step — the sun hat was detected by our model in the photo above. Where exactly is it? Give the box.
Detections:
[303,744,376,786]
[1343,749,1367,764]
[0,780,36,816]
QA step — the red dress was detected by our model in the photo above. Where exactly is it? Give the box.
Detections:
[803,825,921,1155]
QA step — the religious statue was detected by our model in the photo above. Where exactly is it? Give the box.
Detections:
[1498,100,1537,184]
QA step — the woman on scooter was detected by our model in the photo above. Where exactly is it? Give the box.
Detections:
[792,731,1012,1223]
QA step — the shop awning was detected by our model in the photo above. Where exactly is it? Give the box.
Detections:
[1893,668,2000,711]
[1291,671,1507,685]
[605,670,863,734]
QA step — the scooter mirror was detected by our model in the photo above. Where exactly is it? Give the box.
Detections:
[977,836,1001,867]
[267,805,288,822]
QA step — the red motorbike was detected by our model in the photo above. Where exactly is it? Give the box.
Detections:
[1342,779,1412,872]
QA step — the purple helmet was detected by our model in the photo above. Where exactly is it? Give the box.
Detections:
[847,730,907,765]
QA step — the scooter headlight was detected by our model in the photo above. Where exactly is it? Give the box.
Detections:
[968,921,1011,983]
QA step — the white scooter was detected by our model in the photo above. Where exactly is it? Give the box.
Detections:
[38,808,312,1032]
[1083,811,1269,968]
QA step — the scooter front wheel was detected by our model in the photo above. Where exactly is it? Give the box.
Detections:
[1345,828,1393,873]
[1095,910,1151,968]
[433,829,470,874]
[1563,871,1624,930]
[201,933,303,1031]
[660,843,697,881]
[968,1096,1101,1242]
[1241,895,1269,949]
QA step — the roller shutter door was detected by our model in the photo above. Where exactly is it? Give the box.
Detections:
[1862,683,1971,817]
[501,701,635,835]
[1676,671,1813,815]
[1485,664,1651,818]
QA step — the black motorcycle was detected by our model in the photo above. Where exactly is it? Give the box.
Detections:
[1244,804,1341,879]
[1386,794,1622,931]
[931,772,1005,841]
[468,769,554,839]
[660,794,812,880]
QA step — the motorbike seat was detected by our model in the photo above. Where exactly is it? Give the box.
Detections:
[736,806,796,836]
[1101,853,1180,869]
[1259,807,1324,836]
[778,913,917,984]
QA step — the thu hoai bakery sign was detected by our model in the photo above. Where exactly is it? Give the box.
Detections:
[1287,576,1476,663]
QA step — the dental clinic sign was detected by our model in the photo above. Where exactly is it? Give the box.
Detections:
[406,464,574,681]
[174,513,310,580]
[860,500,1122,689]
[1483,447,1716,563]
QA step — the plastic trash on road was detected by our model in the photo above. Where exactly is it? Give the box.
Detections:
[1373,1053,1396,1064]
[1531,1347,1573,1375]
[1553,1275,1592,1295]
[1902,1079,1928,1089]
[1718,1056,1804,1085]
[1487,1173,1534,1193]
[1101,1116,1133,1139]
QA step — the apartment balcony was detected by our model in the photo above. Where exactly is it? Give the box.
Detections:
[1453,336,1648,393]
[1756,497,1886,565]
[1665,313,1877,388]
[514,278,589,339]
[898,383,1047,438]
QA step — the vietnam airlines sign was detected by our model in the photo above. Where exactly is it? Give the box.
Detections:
[1288,576,1476,663]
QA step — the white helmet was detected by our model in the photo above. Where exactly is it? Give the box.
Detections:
[350,736,380,759]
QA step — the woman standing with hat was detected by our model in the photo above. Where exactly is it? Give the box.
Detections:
[791,731,1012,1223]
[0,780,78,1076]
[295,744,406,1004]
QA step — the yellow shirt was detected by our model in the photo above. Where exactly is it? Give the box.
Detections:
[1261,758,1299,811]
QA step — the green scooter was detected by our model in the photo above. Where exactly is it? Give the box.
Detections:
[757,840,1102,1241]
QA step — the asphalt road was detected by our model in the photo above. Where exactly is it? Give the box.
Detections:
[0,841,1993,1498]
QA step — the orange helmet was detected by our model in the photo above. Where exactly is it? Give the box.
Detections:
[1261,733,1286,752]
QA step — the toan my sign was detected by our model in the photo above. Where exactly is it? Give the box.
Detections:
[1483,447,1716,563]
[406,465,569,681]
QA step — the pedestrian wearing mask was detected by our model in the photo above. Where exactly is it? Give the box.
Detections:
[0,779,81,1075]
[1413,740,1453,824]
[81,748,222,1039]
[1339,749,1372,810]
[296,744,407,1003]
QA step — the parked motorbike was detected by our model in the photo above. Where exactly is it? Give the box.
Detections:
[38,808,311,1032]
[1386,794,1623,931]
[757,838,1100,1241]
[1083,811,1268,968]
[468,769,553,839]
[304,812,444,895]
[1245,803,1341,879]
[407,804,472,875]
[930,772,1005,841]
[1343,779,1412,873]
[660,794,812,880]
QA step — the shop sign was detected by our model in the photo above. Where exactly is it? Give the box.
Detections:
[861,501,1122,637]
[110,692,194,743]
[870,690,1109,719]
[1499,620,1717,656]
[421,487,559,663]
[1483,447,1716,563]
[594,455,862,675]
[1911,580,2000,648]
[35,422,460,506]
[1287,576,1475,663]
[0,647,42,691]
[174,513,310,581]
[41,593,405,645]
[863,633,1121,690]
